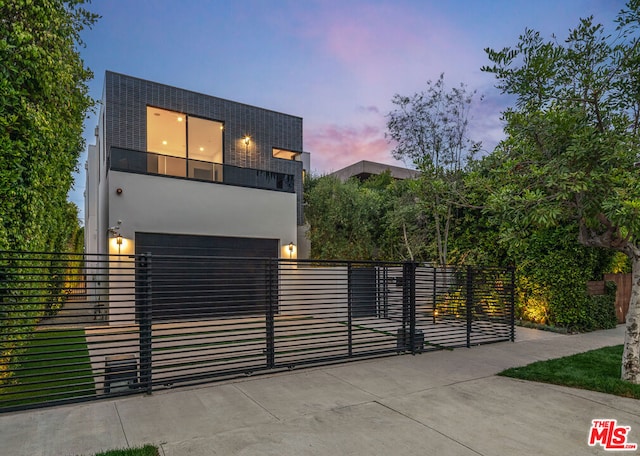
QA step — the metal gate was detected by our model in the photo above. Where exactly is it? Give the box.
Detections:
[0,252,514,413]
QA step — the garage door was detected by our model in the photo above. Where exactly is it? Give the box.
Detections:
[136,232,278,321]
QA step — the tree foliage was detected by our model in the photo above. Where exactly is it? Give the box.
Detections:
[305,173,453,262]
[386,74,481,265]
[482,1,640,382]
[0,0,96,384]
[0,0,97,252]
[304,164,617,332]
[515,225,616,331]
[304,175,391,260]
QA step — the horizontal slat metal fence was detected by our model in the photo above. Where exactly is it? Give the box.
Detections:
[0,252,514,413]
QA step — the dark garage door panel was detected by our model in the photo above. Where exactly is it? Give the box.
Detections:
[135,233,278,321]
[135,232,278,258]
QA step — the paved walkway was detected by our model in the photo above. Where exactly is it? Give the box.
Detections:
[1,325,637,456]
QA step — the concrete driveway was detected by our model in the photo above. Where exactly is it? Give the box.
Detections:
[1,325,637,456]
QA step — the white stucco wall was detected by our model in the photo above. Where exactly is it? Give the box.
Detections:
[106,171,298,255]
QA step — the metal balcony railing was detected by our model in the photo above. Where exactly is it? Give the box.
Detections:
[109,147,295,193]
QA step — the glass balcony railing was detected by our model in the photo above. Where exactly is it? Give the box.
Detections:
[110,147,295,193]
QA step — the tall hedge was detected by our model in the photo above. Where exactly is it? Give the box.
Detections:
[516,226,617,332]
[0,0,97,384]
[0,0,97,252]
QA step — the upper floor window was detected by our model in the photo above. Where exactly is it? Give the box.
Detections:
[146,107,224,178]
[273,147,302,161]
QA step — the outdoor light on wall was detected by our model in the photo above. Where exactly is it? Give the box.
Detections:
[107,220,123,254]
[243,136,251,165]
[116,234,123,254]
[288,242,295,259]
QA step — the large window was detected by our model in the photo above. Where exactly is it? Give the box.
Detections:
[146,107,224,179]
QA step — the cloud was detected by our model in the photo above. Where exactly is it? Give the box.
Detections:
[293,1,485,92]
[304,121,404,174]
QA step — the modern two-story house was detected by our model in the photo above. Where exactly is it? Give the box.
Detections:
[85,71,309,260]
[84,72,310,321]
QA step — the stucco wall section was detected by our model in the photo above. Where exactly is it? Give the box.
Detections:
[107,171,297,252]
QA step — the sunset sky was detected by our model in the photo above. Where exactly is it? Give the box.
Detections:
[71,0,623,217]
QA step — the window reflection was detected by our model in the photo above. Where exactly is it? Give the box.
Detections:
[147,107,224,177]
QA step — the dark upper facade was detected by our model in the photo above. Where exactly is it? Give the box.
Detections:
[101,71,307,224]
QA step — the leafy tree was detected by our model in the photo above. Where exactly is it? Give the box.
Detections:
[482,2,640,382]
[0,0,97,252]
[304,175,389,260]
[381,178,432,261]
[386,74,482,265]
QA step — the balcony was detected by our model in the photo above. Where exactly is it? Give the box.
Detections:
[110,147,295,193]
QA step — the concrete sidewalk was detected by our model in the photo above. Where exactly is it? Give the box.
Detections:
[2,325,638,456]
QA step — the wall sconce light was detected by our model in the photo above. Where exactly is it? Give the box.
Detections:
[244,135,251,145]
[107,220,123,254]
[288,242,295,259]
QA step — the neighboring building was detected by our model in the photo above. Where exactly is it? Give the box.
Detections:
[329,160,418,182]
[85,71,310,261]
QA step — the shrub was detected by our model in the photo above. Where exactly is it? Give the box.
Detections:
[516,226,615,332]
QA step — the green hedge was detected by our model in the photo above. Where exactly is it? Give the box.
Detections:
[515,226,617,332]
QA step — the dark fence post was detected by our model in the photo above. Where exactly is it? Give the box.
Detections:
[408,262,417,354]
[347,263,353,357]
[266,259,276,368]
[139,253,153,394]
[401,262,417,353]
[508,266,516,342]
[466,265,474,348]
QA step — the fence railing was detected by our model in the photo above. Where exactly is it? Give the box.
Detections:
[0,251,514,413]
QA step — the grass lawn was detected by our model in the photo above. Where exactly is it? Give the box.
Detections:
[0,329,96,408]
[499,345,640,399]
[92,445,159,456]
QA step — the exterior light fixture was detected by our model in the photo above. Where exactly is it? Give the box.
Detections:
[108,220,123,254]
[116,234,124,254]
[243,136,251,165]
[288,242,295,259]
